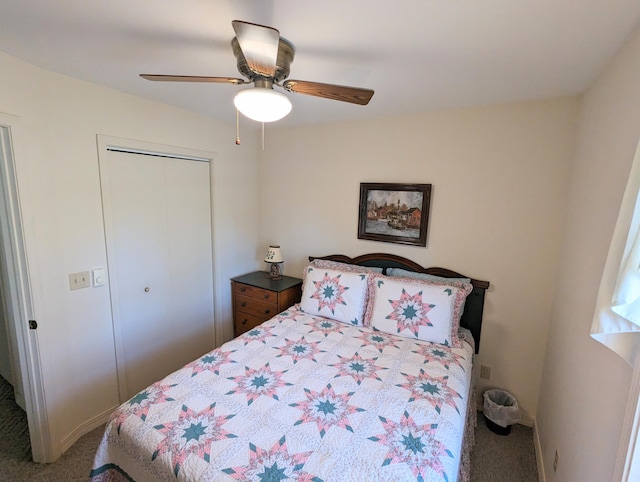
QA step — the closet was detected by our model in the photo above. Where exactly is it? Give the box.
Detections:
[100,144,215,401]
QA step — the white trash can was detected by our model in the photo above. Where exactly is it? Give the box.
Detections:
[483,389,521,435]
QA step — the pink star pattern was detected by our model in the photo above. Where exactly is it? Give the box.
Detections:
[386,289,436,337]
[185,349,235,377]
[110,382,176,434]
[357,330,400,353]
[368,411,453,481]
[226,363,293,405]
[311,272,349,314]
[396,371,462,414]
[241,325,276,345]
[95,304,474,482]
[151,403,236,476]
[330,352,383,385]
[222,436,318,481]
[312,317,344,337]
[276,337,322,364]
[413,344,465,370]
[289,383,365,438]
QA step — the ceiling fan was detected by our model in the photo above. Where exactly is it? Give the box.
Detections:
[140,20,375,123]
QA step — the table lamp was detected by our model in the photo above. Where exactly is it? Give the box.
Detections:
[265,245,283,280]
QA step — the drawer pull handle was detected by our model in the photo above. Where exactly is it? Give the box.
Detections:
[264,309,271,315]
[242,319,248,325]
[264,293,270,299]
[241,302,247,307]
[240,287,246,292]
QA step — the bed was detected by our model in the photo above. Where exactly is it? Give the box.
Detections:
[90,253,489,482]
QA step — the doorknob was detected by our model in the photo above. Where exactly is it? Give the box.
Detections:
[144,287,150,292]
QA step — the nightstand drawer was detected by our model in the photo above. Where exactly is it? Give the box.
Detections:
[234,283,277,304]
[235,294,277,320]
[234,312,265,333]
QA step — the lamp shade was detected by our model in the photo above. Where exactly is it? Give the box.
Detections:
[264,245,283,263]
[234,87,292,122]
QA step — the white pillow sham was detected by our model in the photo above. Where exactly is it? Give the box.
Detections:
[300,266,370,326]
[386,267,471,284]
[365,274,472,347]
[302,259,383,282]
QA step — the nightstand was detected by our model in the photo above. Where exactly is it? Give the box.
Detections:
[231,271,302,337]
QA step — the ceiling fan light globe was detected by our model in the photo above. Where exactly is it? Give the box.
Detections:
[233,88,292,122]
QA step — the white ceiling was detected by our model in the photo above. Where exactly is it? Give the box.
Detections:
[1,0,639,127]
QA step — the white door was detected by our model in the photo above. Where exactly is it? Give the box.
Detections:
[0,126,27,410]
[101,148,214,401]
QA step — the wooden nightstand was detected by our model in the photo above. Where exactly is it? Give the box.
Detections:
[231,271,302,337]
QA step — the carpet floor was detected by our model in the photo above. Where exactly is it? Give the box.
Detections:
[0,374,539,481]
[471,415,539,481]
[0,374,30,462]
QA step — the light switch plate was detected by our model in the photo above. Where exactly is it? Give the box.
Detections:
[69,271,90,290]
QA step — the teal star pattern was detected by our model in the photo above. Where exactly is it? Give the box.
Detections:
[129,391,149,405]
[402,433,426,454]
[222,436,318,481]
[257,462,288,482]
[252,375,268,389]
[315,399,336,415]
[183,422,206,443]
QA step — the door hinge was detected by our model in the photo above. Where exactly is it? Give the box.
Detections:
[28,319,37,330]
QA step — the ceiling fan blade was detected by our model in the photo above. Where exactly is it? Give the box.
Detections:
[283,80,374,105]
[231,20,279,78]
[140,74,247,84]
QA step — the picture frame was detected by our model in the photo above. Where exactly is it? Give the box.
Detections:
[358,182,432,247]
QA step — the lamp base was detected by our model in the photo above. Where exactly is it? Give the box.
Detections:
[267,263,283,280]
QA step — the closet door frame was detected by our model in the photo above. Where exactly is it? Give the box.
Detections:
[97,135,217,402]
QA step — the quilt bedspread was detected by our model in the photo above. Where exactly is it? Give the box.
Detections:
[90,306,474,482]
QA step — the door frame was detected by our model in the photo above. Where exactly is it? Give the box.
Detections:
[0,113,52,462]
[96,135,218,402]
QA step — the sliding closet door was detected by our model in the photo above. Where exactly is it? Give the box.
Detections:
[101,149,214,401]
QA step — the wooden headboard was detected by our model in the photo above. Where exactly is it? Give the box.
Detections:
[309,253,490,353]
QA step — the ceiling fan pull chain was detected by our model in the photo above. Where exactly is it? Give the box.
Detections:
[235,108,241,145]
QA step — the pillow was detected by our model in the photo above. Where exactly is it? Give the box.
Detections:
[387,267,471,284]
[300,267,370,326]
[365,274,472,347]
[458,326,475,352]
[303,259,383,282]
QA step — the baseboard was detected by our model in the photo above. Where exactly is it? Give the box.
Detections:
[14,390,26,411]
[534,420,546,482]
[58,405,116,455]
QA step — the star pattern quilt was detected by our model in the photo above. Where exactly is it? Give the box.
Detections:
[90,305,474,482]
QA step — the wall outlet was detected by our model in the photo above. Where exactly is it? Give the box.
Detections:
[69,271,90,290]
[480,365,492,380]
[553,449,559,471]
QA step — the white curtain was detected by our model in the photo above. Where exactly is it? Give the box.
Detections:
[592,140,640,365]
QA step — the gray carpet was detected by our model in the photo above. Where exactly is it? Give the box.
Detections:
[0,375,31,461]
[471,414,539,481]
[1,373,538,481]
[0,376,104,481]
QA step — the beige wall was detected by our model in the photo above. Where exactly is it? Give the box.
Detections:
[0,52,259,459]
[257,98,579,424]
[536,27,640,481]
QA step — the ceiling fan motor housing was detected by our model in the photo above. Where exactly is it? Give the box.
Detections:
[231,37,295,83]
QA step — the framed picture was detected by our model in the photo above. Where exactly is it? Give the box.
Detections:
[358,183,432,247]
